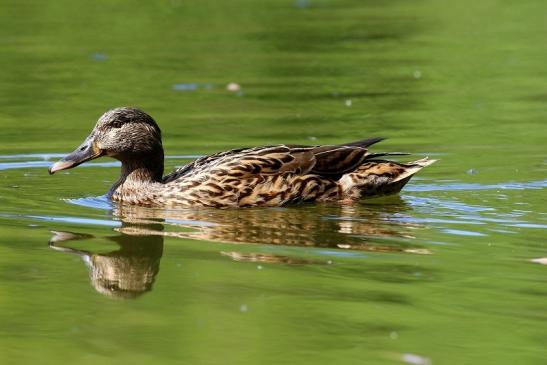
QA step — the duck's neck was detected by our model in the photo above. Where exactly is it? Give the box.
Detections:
[109,151,164,197]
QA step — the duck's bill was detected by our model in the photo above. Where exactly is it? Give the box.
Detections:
[48,140,103,174]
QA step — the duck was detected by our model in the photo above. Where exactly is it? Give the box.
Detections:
[48,107,436,208]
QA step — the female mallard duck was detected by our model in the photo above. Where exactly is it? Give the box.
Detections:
[49,107,435,208]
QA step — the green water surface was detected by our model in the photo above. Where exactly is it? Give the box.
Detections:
[0,1,546,364]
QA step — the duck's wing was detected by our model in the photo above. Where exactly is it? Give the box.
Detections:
[162,145,314,183]
[163,139,385,183]
[288,137,387,179]
[162,147,247,183]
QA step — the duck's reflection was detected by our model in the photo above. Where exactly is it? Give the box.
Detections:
[112,199,427,252]
[49,198,429,299]
[49,223,163,299]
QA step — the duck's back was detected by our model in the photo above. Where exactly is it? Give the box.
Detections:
[157,139,413,207]
[162,139,385,184]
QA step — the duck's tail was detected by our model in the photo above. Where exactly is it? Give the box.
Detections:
[339,157,437,200]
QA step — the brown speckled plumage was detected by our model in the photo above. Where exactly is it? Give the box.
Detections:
[49,107,436,208]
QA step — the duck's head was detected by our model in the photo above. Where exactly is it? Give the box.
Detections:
[49,107,163,174]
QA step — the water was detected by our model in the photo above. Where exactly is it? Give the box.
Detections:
[0,1,546,364]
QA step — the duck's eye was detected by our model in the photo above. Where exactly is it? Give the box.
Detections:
[111,121,123,129]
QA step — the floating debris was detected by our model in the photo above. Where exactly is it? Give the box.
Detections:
[466,168,478,175]
[401,353,431,365]
[171,83,216,92]
[294,0,311,9]
[530,257,547,265]
[413,70,422,79]
[227,82,241,92]
[345,99,352,107]
[91,52,107,61]
[172,83,199,91]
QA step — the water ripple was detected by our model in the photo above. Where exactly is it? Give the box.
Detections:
[0,160,120,170]
[0,153,201,171]
[407,180,547,192]
[442,229,487,237]
[28,215,121,227]
[1,153,544,242]
[0,213,120,228]
[66,196,112,210]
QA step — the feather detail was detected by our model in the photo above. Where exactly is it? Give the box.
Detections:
[339,157,437,200]
[126,141,435,207]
